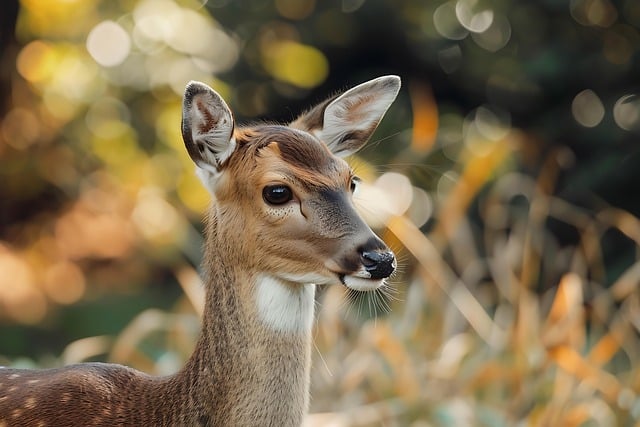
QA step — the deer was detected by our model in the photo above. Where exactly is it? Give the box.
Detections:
[0,75,401,426]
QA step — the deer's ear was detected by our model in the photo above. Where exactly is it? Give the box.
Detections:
[181,81,236,173]
[291,75,401,158]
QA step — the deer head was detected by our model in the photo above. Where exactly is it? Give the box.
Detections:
[181,76,400,296]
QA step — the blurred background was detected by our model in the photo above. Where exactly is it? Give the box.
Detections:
[1,0,640,425]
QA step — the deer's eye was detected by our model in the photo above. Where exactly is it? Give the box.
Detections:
[263,185,293,205]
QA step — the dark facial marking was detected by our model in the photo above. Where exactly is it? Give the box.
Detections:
[309,189,362,237]
[277,136,332,171]
[247,125,341,176]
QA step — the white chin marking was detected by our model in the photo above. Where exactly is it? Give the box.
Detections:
[255,275,316,333]
[276,271,333,285]
[343,275,385,291]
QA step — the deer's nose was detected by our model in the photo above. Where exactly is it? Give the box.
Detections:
[360,249,396,279]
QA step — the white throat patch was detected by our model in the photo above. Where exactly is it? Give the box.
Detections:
[255,275,316,333]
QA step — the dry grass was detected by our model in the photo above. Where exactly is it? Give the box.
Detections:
[9,131,635,427]
[303,135,640,426]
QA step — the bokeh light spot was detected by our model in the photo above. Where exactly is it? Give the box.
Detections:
[570,0,618,27]
[434,2,468,40]
[464,106,511,156]
[42,90,81,121]
[55,197,134,260]
[407,186,433,228]
[603,30,633,65]
[132,1,238,76]
[16,40,57,83]
[262,41,328,88]
[375,173,414,217]
[276,0,316,20]
[572,89,605,128]
[85,97,131,139]
[353,183,392,228]
[132,188,183,244]
[471,13,511,52]
[2,109,40,150]
[0,246,47,324]
[177,171,210,213]
[44,262,86,305]
[455,0,494,33]
[86,20,131,67]
[474,106,511,141]
[613,94,640,131]
[342,0,366,13]
[438,45,462,73]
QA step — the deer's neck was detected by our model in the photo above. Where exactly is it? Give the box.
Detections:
[171,216,316,425]
[0,214,316,427]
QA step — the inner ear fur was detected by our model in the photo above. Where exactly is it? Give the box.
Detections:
[290,75,401,158]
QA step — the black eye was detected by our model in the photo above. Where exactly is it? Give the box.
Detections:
[263,185,293,205]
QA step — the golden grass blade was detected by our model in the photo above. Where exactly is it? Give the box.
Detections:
[61,336,113,365]
[610,261,640,302]
[175,265,205,317]
[587,333,621,367]
[387,215,504,345]
[547,345,623,403]
[431,136,511,248]
[542,273,584,349]
[409,81,438,153]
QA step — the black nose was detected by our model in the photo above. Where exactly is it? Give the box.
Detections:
[360,250,396,280]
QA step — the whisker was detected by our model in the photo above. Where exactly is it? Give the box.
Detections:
[341,285,395,321]
[360,131,404,152]
[368,289,376,324]
[379,286,394,312]
[314,342,333,378]
[380,282,402,302]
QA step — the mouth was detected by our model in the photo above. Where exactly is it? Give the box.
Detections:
[338,273,386,291]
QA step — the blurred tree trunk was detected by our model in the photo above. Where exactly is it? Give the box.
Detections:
[1,0,19,117]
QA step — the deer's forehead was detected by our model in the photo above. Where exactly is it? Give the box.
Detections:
[236,126,350,186]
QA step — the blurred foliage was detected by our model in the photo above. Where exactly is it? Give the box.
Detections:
[1,0,640,425]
